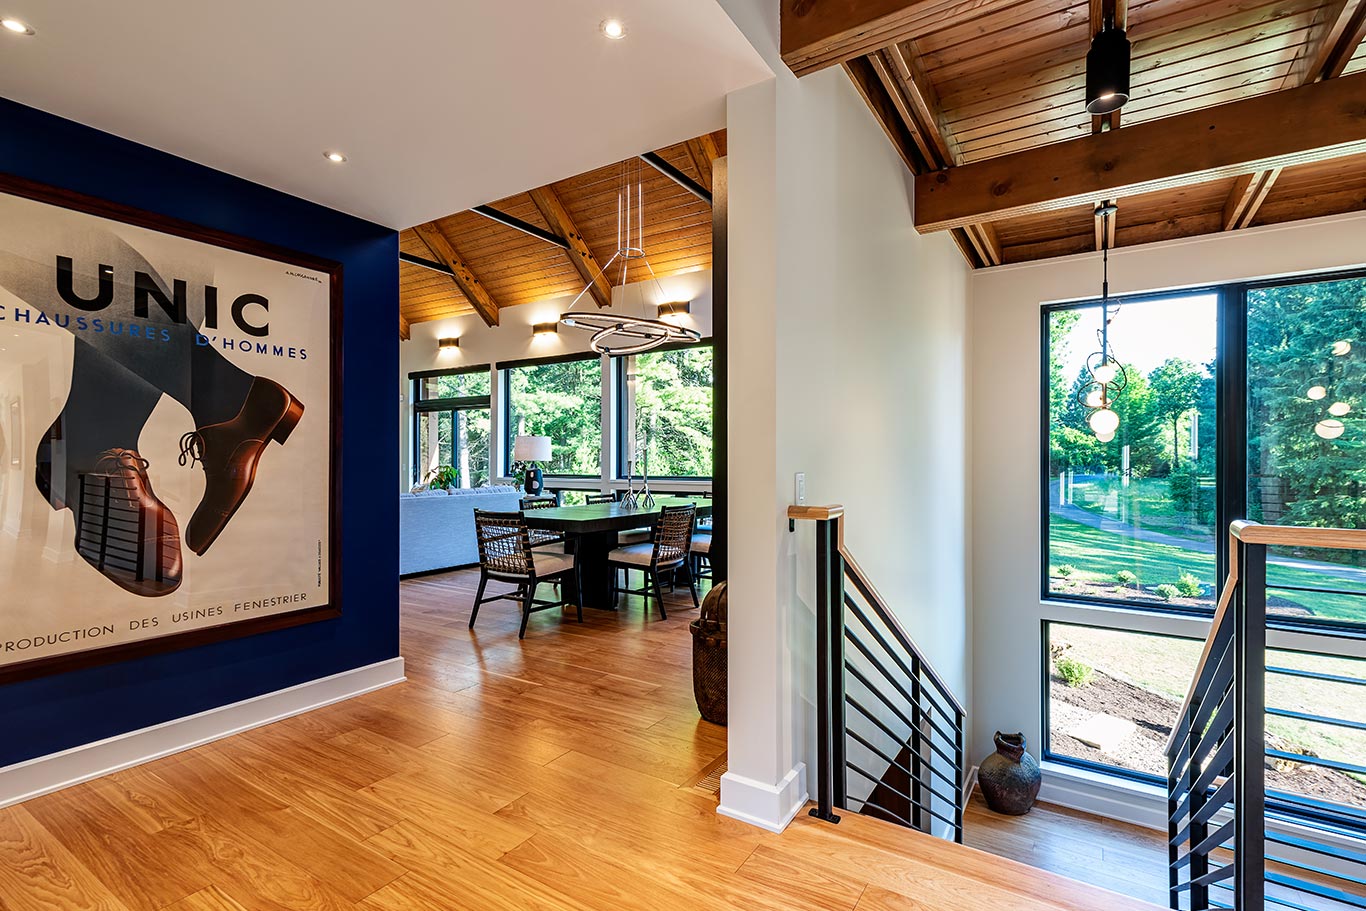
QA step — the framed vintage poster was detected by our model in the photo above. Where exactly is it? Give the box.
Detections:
[0,174,342,683]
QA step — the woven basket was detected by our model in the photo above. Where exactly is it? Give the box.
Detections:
[691,581,727,725]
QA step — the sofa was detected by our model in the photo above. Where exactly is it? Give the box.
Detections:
[399,486,522,576]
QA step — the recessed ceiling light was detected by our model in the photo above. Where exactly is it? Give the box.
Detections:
[600,18,626,39]
[323,150,347,163]
[1,17,34,35]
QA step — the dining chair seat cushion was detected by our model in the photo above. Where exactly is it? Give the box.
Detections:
[618,528,651,545]
[607,543,657,567]
[531,540,567,554]
[532,551,575,578]
[691,534,711,555]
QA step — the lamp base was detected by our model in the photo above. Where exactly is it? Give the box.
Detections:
[524,467,543,495]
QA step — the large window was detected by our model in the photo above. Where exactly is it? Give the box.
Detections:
[1045,293,1219,609]
[1045,273,1365,626]
[502,354,602,477]
[1046,622,1366,808]
[412,367,491,489]
[617,344,714,479]
[1248,276,1366,625]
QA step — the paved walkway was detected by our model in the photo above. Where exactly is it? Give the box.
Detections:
[1050,481,1366,586]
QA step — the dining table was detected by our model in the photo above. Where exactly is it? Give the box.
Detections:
[522,497,711,608]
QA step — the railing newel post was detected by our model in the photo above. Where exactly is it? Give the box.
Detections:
[831,515,847,811]
[1234,539,1267,911]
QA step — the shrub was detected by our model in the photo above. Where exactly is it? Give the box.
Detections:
[1156,583,1180,601]
[1054,564,1076,579]
[1176,573,1203,598]
[1116,570,1139,588]
[1056,656,1094,688]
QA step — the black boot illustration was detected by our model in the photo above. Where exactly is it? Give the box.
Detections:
[74,449,184,597]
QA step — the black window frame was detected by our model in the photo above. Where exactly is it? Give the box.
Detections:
[499,351,604,480]
[613,339,716,482]
[1040,265,1366,638]
[410,364,492,488]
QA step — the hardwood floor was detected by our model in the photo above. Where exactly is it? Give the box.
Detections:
[0,569,1161,910]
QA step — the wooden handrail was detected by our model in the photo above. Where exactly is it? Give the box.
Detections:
[788,503,965,717]
[1230,519,1366,550]
[1164,532,1241,756]
[1164,521,1366,755]
[842,547,967,717]
[788,504,844,521]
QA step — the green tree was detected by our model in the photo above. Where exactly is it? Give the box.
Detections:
[1148,358,1203,470]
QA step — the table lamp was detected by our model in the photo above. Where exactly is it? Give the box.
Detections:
[514,435,552,495]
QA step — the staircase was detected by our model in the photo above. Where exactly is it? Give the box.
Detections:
[790,504,967,839]
[1166,521,1366,911]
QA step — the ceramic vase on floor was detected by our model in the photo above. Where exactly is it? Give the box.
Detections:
[978,731,1042,815]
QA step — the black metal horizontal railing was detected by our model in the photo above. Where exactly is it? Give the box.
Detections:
[803,512,966,844]
[1166,522,1366,911]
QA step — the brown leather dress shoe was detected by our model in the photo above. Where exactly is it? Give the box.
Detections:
[179,377,304,555]
[76,449,183,597]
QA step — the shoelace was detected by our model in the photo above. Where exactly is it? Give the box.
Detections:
[95,448,151,473]
[178,431,205,468]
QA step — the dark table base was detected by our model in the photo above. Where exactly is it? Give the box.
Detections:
[566,530,622,610]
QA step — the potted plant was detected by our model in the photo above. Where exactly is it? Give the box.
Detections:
[423,465,459,492]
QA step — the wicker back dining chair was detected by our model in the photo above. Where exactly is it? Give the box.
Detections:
[519,496,565,550]
[471,509,581,638]
[605,503,698,619]
[585,493,617,505]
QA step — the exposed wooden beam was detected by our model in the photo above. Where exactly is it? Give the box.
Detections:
[843,58,927,175]
[412,221,500,327]
[1298,0,1366,83]
[685,134,721,193]
[884,42,958,168]
[963,223,1002,266]
[914,71,1366,233]
[399,314,411,341]
[1222,0,1366,229]
[781,0,1013,77]
[1222,168,1282,230]
[529,185,613,309]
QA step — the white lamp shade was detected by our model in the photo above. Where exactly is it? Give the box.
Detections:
[1089,407,1120,436]
[514,435,552,461]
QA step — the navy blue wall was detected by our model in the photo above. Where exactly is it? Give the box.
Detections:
[0,98,400,766]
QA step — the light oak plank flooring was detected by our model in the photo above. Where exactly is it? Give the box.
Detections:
[4,569,1162,910]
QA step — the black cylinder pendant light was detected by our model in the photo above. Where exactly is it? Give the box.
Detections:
[1085,24,1131,114]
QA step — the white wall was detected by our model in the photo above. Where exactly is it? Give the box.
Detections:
[968,211,1366,787]
[720,0,972,830]
[397,272,712,491]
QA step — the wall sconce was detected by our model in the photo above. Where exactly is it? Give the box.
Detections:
[438,337,460,349]
[656,301,691,320]
[532,322,558,338]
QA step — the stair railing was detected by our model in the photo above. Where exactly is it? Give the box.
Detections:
[1165,520,1366,911]
[790,505,967,842]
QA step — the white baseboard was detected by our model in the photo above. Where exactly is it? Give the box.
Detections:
[963,764,979,803]
[718,762,808,832]
[0,657,406,808]
[1038,760,1169,830]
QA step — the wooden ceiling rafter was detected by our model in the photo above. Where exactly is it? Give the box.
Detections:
[412,221,500,327]
[528,185,613,309]
[1222,0,1366,230]
[914,70,1366,232]
[399,133,722,329]
[685,134,722,192]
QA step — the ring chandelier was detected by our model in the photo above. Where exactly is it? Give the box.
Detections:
[558,161,701,355]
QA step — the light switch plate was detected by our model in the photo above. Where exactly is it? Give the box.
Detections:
[795,472,806,505]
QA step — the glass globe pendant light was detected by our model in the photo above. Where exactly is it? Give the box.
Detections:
[1078,203,1127,442]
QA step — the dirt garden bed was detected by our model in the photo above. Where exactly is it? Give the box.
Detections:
[1049,668,1366,807]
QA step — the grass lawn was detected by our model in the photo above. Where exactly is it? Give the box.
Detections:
[1067,475,1214,543]
[1049,515,1366,623]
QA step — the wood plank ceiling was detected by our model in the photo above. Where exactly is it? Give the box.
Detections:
[782,0,1366,267]
[399,132,724,335]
